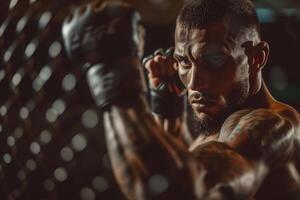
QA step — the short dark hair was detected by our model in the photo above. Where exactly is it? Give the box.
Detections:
[177,0,261,42]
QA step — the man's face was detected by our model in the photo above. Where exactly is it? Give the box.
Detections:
[174,22,251,133]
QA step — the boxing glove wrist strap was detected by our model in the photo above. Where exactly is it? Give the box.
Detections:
[150,85,185,119]
[86,60,146,109]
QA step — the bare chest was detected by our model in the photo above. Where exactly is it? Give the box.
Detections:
[188,133,219,151]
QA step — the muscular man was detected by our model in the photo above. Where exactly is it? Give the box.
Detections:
[62,0,300,199]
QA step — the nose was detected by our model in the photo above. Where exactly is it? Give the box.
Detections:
[187,65,209,91]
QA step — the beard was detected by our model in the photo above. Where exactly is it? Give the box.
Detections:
[188,79,249,137]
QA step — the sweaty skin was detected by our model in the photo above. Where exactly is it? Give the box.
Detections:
[105,22,300,200]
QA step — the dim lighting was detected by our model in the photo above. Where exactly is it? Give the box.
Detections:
[0,70,6,81]
[26,100,36,112]
[26,159,37,171]
[44,179,55,191]
[0,105,7,116]
[11,72,22,87]
[17,170,26,181]
[16,16,27,34]
[54,167,68,182]
[46,108,58,123]
[40,65,52,81]
[19,107,29,119]
[148,0,170,10]
[270,66,288,91]
[102,154,111,170]
[33,65,53,91]
[7,136,15,147]
[30,142,41,154]
[52,99,66,116]
[49,41,62,58]
[0,19,9,37]
[80,187,96,200]
[3,153,12,164]
[12,189,21,198]
[39,11,52,29]
[60,147,74,162]
[92,176,109,192]
[40,130,52,144]
[4,49,12,63]
[81,109,99,129]
[14,127,24,139]
[71,134,87,152]
[9,0,18,10]
[25,40,37,58]
[256,8,276,23]
[62,74,77,91]
[147,175,169,195]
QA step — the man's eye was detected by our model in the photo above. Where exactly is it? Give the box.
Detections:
[178,58,191,68]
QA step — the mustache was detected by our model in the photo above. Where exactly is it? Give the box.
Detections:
[188,91,218,103]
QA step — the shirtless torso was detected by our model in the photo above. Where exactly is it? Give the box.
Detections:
[187,83,300,199]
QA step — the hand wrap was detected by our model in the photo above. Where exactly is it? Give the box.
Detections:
[143,48,186,118]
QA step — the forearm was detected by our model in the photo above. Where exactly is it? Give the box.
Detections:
[153,114,193,146]
[150,84,192,146]
[103,96,194,200]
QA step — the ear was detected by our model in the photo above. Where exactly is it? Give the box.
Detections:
[254,41,269,70]
[244,41,269,73]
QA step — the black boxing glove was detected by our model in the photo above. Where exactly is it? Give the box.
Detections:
[62,1,146,109]
[143,47,186,119]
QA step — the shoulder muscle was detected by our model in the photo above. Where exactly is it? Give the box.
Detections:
[219,109,295,168]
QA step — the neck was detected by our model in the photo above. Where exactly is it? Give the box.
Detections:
[241,80,274,110]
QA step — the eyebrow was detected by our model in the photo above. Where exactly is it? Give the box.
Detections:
[174,40,232,61]
[174,49,228,58]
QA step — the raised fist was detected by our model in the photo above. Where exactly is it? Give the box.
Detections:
[62,1,146,108]
[62,1,144,67]
[143,48,186,118]
[143,48,185,95]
